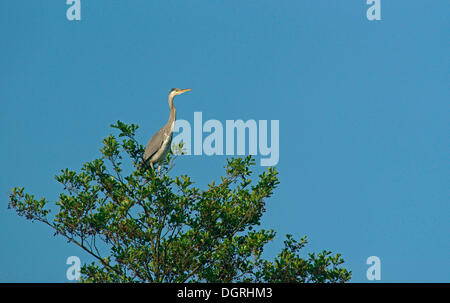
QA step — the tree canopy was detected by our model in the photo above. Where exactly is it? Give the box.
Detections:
[8,121,351,282]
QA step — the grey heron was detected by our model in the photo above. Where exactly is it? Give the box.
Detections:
[141,88,192,175]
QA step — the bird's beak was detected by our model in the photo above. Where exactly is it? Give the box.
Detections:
[180,89,192,94]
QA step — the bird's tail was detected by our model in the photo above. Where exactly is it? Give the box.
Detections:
[138,159,152,171]
[137,160,145,171]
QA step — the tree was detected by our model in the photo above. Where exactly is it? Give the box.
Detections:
[8,121,351,282]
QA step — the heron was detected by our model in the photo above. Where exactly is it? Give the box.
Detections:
[141,88,192,175]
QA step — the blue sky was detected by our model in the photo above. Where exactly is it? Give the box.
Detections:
[0,1,448,282]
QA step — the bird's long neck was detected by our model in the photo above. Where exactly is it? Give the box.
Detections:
[168,94,176,125]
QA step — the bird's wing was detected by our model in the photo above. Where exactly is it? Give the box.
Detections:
[143,128,165,162]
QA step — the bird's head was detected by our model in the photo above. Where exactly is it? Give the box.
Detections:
[169,88,192,97]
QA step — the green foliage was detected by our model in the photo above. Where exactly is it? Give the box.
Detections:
[8,121,351,283]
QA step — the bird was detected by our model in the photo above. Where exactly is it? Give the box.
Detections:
[141,88,192,175]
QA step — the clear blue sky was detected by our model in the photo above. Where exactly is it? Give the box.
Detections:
[1,1,448,282]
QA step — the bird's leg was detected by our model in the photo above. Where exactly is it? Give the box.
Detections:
[150,162,154,171]
[158,165,162,176]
